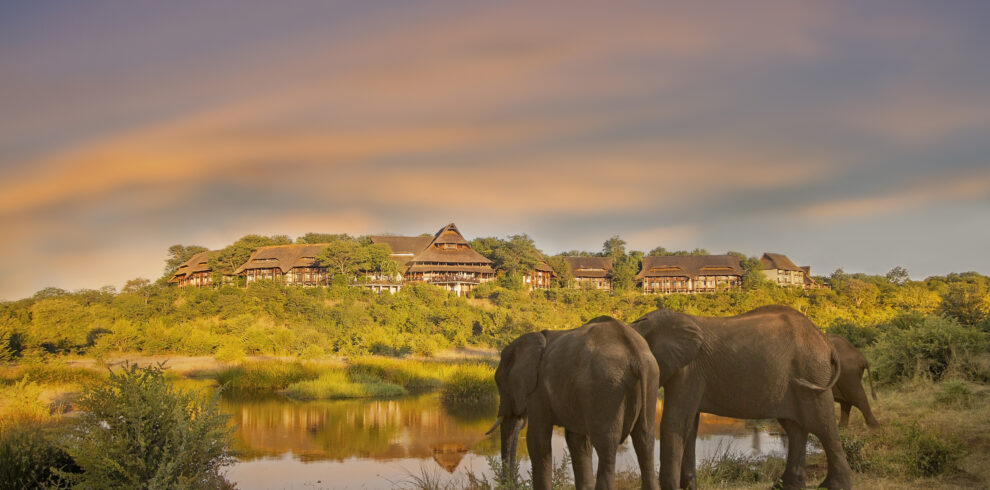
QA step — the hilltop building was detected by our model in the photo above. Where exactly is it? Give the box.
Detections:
[235,244,329,286]
[169,251,218,288]
[637,254,744,294]
[522,258,556,290]
[760,252,817,289]
[563,256,613,292]
[400,223,496,296]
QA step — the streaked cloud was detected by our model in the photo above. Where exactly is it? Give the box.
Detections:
[800,170,990,221]
[1,0,989,299]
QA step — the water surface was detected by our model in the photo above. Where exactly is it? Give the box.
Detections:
[223,395,790,489]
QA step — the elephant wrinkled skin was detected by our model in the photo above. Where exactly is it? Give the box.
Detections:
[828,334,880,428]
[631,305,852,490]
[492,316,660,490]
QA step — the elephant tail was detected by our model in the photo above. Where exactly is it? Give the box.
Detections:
[866,365,877,401]
[793,346,841,392]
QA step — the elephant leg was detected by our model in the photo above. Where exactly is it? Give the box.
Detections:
[659,385,702,490]
[630,404,660,490]
[678,412,699,490]
[590,431,620,490]
[804,397,852,489]
[848,381,881,428]
[777,418,807,490]
[838,401,851,428]
[527,416,554,490]
[566,430,595,490]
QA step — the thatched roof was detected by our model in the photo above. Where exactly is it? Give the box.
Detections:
[431,223,470,246]
[563,256,613,278]
[533,257,554,273]
[369,235,433,267]
[760,253,802,272]
[637,254,744,279]
[234,244,327,274]
[169,251,217,283]
[406,223,493,267]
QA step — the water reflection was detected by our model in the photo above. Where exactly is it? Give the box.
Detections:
[223,395,787,489]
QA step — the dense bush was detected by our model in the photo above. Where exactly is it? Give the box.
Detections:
[0,269,987,361]
[871,314,988,384]
[61,363,234,489]
[0,423,79,489]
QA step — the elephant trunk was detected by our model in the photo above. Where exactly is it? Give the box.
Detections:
[500,416,525,481]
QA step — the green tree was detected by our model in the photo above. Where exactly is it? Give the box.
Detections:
[884,266,909,285]
[296,232,350,244]
[316,235,361,277]
[546,256,573,288]
[601,235,627,261]
[62,363,234,488]
[472,234,544,277]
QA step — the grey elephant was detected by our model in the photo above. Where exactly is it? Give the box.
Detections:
[488,316,660,490]
[630,305,851,490]
[827,334,880,428]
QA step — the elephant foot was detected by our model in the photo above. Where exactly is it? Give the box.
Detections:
[773,475,805,490]
[817,475,852,490]
[679,475,697,490]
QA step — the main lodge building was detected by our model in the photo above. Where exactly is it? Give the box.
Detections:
[170,223,815,295]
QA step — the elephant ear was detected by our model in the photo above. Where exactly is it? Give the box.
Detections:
[495,332,548,416]
[633,311,703,386]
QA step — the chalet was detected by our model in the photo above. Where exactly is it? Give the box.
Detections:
[169,251,218,288]
[563,256,613,292]
[760,253,816,289]
[402,223,496,296]
[234,244,329,286]
[522,258,556,291]
[637,254,744,294]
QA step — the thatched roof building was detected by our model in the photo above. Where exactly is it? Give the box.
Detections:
[760,252,815,288]
[402,223,495,295]
[235,244,329,285]
[169,251,218,288]
[638,254,744,293]
[562,256,613,292]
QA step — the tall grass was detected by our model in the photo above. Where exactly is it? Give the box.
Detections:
[440,364,497,404]
[213,360,328,391]
[696,443,786,487]
[284,370,405,400]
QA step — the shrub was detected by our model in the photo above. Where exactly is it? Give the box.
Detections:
[213,341,246,363]
[827,320,879,348]
[899,422,962,477]
[840,433,871,473]
[697,444,786,485]
[0,423,80,489]
[933,380,976,408]
[872,314,988,384]
[61,363,234,489]
[0,377,48,427]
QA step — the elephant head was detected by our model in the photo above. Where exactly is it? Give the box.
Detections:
[629,309,704,385]
[488,331,548,477]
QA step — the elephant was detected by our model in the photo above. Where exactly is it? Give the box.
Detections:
[630,305,851,490]
[488,316,660,490]
[827,334,879,428]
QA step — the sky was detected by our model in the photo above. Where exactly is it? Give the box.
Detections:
[1,1,989,300]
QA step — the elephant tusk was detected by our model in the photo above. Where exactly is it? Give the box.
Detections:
[485,416,503,435]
